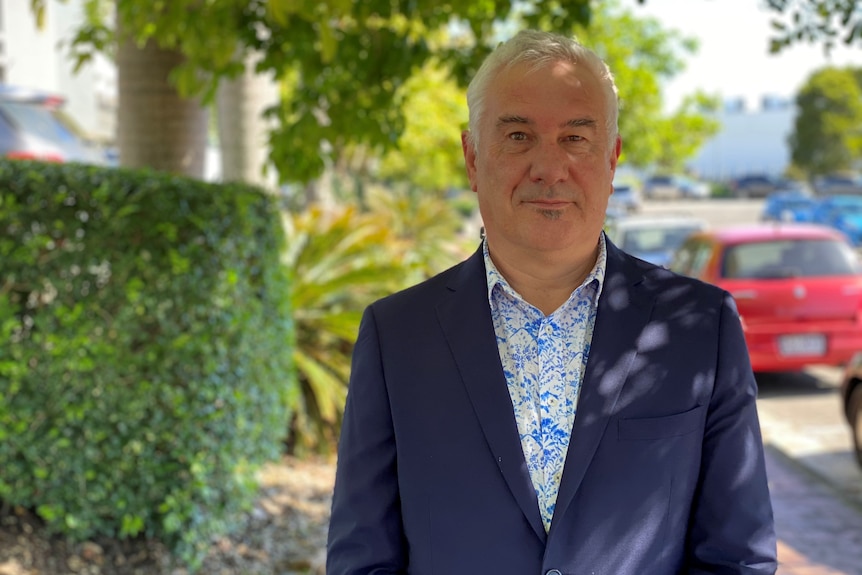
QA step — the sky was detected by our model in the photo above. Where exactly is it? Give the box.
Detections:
[626,0,862,111]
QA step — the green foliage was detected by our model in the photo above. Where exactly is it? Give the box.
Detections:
[789,66,862,176]
[366,185,477,280]
[283,204,408,454]
[0,160,293,570]
[377,62,470,193]
[53,0,595,183]
[766,0,862,54]
[574,2,719,169]
[283,186,475,453]
[35,0,717,185]
[650,93,721,171]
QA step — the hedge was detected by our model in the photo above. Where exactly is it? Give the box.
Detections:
[0,160,294,568]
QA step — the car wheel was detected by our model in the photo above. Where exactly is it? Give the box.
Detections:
[850,386,862,469]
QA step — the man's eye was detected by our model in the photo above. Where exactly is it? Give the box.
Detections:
[508,132,527,141]
[564,134,584,142]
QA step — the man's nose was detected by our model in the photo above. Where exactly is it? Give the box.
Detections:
[529,142,569,186]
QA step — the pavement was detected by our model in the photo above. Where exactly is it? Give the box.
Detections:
[757,373,862,575]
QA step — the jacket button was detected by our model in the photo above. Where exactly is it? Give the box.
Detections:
[545,570,562,575]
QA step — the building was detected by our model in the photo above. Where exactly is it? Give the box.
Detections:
[686,96,795,182]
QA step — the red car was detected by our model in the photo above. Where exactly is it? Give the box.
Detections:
[670,223,862,373]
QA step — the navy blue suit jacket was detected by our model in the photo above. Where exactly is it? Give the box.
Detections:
[327,239,777,575]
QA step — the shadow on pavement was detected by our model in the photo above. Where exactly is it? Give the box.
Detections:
[755,370,837,398]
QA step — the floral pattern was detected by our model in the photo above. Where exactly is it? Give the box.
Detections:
[484,236,606,532]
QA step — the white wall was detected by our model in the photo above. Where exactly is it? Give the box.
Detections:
[1,0,116,141]
[2,0,58,90]
[686,100,796,182]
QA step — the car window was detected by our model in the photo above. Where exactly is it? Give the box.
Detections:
[721,239,860,279]
[622,226,700,253]
[670,239,712,277]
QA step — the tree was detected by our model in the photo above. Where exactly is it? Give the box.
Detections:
[327,1,719,192]
[216,51,280,188]
[115,33,208,176]
[37,0,596,184]
[35,0,717,185]
[571,4,720,170]
[765,0,862,53]
[375,61,470,194]
[789,67,862,176]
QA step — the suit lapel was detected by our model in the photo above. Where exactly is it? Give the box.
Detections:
[550,243,655,536]
[436,248,547,543]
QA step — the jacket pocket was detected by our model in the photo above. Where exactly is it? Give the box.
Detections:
[617,404,706,441]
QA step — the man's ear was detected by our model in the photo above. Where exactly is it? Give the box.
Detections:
[610,134,622,172]
[461,131,478,193]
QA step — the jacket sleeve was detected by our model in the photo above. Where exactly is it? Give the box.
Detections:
[326,306,407,575]
[686,294,778,575]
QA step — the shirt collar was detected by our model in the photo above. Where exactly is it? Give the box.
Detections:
[483,233,607,307]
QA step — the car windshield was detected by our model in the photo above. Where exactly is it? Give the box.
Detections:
[721,239,860,279]
[775,198,812,209]
[837,203,862,215]
[0,100,80,145]
[622,226,700,253]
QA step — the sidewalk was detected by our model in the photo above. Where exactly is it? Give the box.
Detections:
[759,399,862,575]
[765,446,862,575]
[758,394,862,511]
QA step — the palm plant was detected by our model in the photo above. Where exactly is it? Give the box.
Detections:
[282,204,411,454]
[366,185,477,281]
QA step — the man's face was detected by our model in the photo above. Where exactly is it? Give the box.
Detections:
[462,60,621,258]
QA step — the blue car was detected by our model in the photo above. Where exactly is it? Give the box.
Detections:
[810,194,862,246]
[760,190,817,223]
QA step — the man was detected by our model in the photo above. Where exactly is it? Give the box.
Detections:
[327,29,777,575]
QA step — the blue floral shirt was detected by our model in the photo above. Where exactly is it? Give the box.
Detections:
[483,235,606,532]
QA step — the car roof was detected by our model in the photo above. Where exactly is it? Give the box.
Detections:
[819,194,862,204]
[0,84,66,106]
[689,223,846,244]
[608,214,706,228]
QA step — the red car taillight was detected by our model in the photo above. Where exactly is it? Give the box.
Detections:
[6,150,64,162]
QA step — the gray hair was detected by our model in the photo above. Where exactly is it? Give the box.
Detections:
[465,29,619,152]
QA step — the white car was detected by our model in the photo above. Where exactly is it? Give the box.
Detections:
[643,174,711,200]
[604,214,708,267]
[609,181,642,213]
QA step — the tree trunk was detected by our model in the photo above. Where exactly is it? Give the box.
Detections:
[116,37,208,177]
[216,53,279,190]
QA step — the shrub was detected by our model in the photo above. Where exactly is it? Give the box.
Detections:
[0,160,293,569]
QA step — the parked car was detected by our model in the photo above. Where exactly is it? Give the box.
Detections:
[670,223,862,372]
[729,174,784,198]
[0,84,109,165]
[609,180,642,213]
[813,173,862,196]
[642,174,710,200]
[839,353,862,469]
[760,190,817,223]
[677,176,711,199]
[810,194,862,246]
[604,214,707,267]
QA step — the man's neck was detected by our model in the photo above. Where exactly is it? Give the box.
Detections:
[488,242,599,315]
